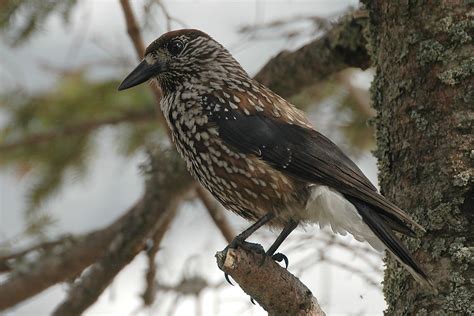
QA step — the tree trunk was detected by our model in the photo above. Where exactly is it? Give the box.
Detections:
[363,1,473,314]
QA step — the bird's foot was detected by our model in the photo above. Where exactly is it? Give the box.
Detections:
[225,237,265,254]
[223,238,266,285]
[222,239,290,285]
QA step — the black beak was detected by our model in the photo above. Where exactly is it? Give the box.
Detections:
[118,60,162,91]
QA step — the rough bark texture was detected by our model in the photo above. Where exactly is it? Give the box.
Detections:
[363,1,473,314]
[216,247,325,316]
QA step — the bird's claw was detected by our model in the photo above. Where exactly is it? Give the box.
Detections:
[271,252,289,269]
[223,238,265,285]
[224,272,234,286]
[222,238,290,287]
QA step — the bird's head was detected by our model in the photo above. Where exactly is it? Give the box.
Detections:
[118,29,244,93]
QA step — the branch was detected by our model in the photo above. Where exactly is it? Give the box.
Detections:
[119,0,166,127]
[0,149,194,312]
[119,0,145,57]
[0,109,155,152]
[0,219,119,310]
[0,237,73,272]
[142,204,178,306]
[50,149,195,315]
[216,247,325,316]
[52,200,180,315]
[254,11,370,98]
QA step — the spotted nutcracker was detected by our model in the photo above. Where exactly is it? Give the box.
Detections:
[119,29,433,288]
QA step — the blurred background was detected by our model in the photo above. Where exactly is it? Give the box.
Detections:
[0,0,384,315]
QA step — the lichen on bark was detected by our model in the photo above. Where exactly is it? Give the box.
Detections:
[362,1,473,314]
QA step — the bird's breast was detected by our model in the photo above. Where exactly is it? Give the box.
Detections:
[161,94,304,224]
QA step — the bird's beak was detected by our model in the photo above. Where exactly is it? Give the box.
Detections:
[118,60,162,91]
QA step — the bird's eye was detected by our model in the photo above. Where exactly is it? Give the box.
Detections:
[168,40,184,56]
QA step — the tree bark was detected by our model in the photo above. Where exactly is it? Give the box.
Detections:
[363,1,473,314]
[216,247,325,316]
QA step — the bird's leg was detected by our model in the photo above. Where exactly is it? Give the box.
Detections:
[227,212,275,251]
[248,220,298,303]
[265,220,298,268]
[224,212,274,285]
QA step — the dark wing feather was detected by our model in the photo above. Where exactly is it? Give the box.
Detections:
[346,196,431,285]
[215,111,422,232]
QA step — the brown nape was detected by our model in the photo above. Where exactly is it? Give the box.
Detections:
[144,29,211,55]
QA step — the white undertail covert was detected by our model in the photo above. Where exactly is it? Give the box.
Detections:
[304,185,385,251]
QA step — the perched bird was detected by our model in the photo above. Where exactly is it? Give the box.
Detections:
[119,29,433,288]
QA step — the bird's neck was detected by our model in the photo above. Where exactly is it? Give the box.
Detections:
[160,68,251,98]
[159,71,253,136]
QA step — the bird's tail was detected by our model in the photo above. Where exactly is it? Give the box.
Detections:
[345,196,437,292]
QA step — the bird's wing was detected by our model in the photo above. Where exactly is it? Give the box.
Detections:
[213,111,423,232]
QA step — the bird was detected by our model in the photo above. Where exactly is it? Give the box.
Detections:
[118,29,434,288]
